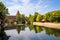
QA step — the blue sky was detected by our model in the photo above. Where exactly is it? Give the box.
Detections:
[1,0,60,16]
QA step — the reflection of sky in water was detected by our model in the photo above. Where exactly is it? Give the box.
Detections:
[5,27,60,40]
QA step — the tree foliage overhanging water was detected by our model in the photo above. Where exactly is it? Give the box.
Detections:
[0,2,9,40]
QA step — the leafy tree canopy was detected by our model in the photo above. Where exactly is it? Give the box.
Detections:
[44,10,60,22]
[0,2,8,20]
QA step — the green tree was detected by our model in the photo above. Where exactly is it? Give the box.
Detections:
[29,14,34,24]
[25,16,29,23]
[33,12,38,22]
[0,2,8,20]
[21,14,26,24]
[16,11,21,24]
[0,2,6,11]
[0,2,9,40]
[36,14,42,22]
[33,12,42,22]
[44,10,60,23]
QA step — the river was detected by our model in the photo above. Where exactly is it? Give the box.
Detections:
[5,25,60,40]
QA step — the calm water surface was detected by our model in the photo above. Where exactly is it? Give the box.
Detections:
[5,25,60,40]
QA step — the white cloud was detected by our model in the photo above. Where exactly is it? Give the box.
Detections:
[11,0,30,5]
[8,4,35,16]
[21,0,30,4]
[43,5,48,8]
[12,0,18,3]
[5,0,48,16]
[0,0,2,2]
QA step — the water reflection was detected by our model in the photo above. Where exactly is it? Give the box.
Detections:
[33,25,43,33]
[29,25,34,31]
[46,28,60,37]
[16,25,25,34]
[33,25,60,37]
[5,25,60,40]
[16,25,60,37]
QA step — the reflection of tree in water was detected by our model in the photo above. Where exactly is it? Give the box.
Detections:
[0,12,9,40]
[16,25,25,34]
[29,25,34,31]
[46,28,60,37]
[33,25,43,33]
[29,25,43,33]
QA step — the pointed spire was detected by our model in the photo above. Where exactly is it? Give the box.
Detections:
[17,29,20,34]
[16,10,20,16]
[17,10,20,14]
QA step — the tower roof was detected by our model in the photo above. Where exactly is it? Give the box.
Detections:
[16,10,20,16]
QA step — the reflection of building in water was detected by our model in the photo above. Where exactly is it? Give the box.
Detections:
[16,25,25,34]
[17,28,20,34]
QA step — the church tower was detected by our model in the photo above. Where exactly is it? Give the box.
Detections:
[16,10,20,16]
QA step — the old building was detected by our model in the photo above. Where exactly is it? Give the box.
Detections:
[6,16,16,22]
[5,11,20,25]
